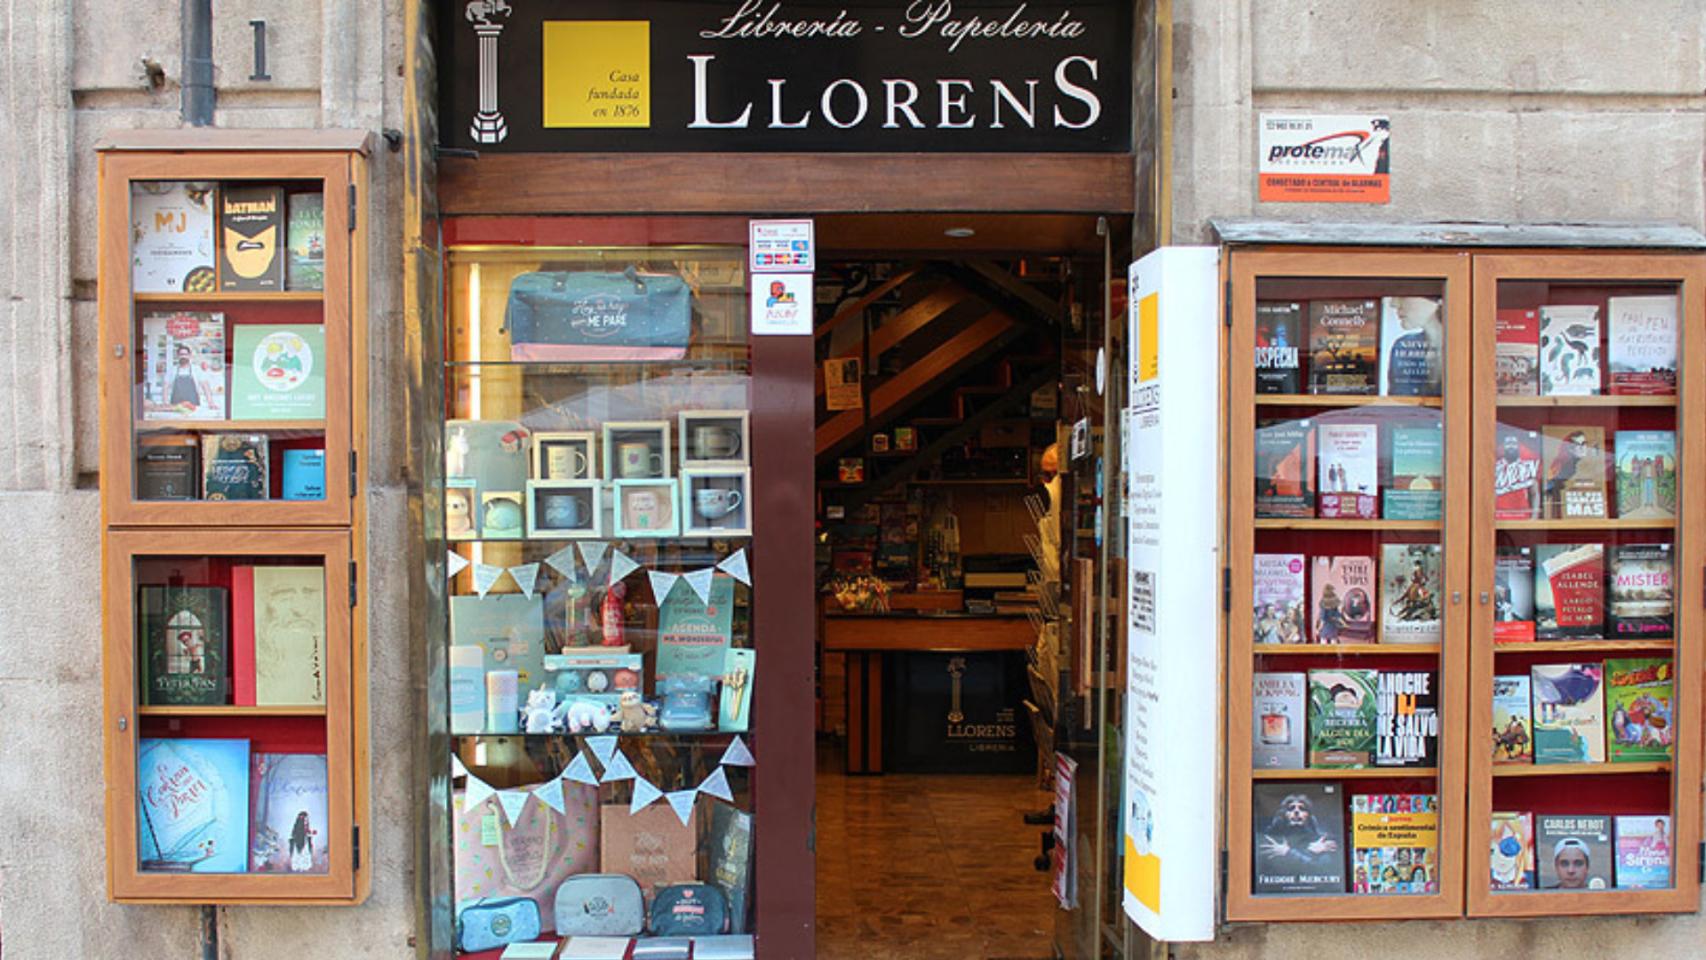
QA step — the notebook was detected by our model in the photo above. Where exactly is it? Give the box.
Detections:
[559,936,631,960]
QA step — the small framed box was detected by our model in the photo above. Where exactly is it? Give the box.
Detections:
[531,430,597,480]
[603,421,671,480]
[525,479,602,539]
[613,479,680,538]
[678,409,750,467]
[480,490,525,539]
[445,477,478,540]
[681,467,752,536]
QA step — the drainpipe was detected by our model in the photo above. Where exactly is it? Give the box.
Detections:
[182,0,214,125]
[199,904,219,959]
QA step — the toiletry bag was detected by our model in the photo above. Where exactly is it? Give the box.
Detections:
[554,872,645,936]
[648,882,729,936]
[455,896,542,952]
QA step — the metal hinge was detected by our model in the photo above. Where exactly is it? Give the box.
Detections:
[353,825,361,871]
[1223,279,1233,327]
[1219,848,1228,903]
[349,560,358,609]
[1698,841,1703,883]
[349,450,358,498]
[347,184,357,232]
[1222,566,1232,613]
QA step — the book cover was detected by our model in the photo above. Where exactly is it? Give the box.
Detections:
[1492,675,1533,764]
[450,595,548,692]
[1308,299,1380,395]
[139,586,229,706]
[1374,671,1438,767]
[136,738,251,873]
[230,324,327,420]
[1535,543,1605,640]
[1252,782,1345,894]
[251,566,326,707]
[219,185,285,291]
[1349,794,1439,894]
[1379,544,1440,645]
[1607,294,1678,395]
[708,804,754,933]
[1311,556,1376,644]
[1378,296,1443,397]
[1254,419,1315,518]
[1615,815,1673,889]
[1255,301,1303,394]
[202,433,270,501]
[1492,425,1542,521]
[1495,307,1540,396]
[1308,669,1378,767]
[248,752,329,873]
[137,434,199,500]
[285,192,326,292]
[656,574,736,680]
[1609,543,1673,638]
[1605,658,1674,763]
[1493,547,1535,643]
[1490,812,1536,890]
[282,449,326,501]
[1539,304,1602,396]
[600,803,697,901]
[140,312,227,421]
[1316,422,1378,519]
[232,566,256,707]
[1535,814,1613,890]
[1382,424,1443,520]
[1252,553,1306,645]
[1532,663,1606,764]
[1614,429,1677,520]
[130,181,216,294]
[1252,672,1306,769]
[1541,425,1607,520]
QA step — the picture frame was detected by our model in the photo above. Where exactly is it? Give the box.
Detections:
[681,467,753,537]
[480,490,525,539]
[531,430,597,481]
[524,480,602,539]
[602,421,671,481]
[678,409,750,467]
[446,477,477,540]
[612,479,680,538]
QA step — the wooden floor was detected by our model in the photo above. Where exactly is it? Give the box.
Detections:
[815,745,1059,960]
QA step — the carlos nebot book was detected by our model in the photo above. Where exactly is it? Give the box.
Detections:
[1536,814,1613,890]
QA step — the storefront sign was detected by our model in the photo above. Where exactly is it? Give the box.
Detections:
[440,1,1133,153]
[750,219,815,273]
[1121,247,1218,942]
[1258,114,1391,203]
[750,272,814,335]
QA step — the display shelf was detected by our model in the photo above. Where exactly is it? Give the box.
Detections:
[136,705,330,717]
[133,291,326,304]
[1492,639,1675,654]
[1494,395,1676,408]
[1494,518,1676,531]
[134,419,326,433]
[1253,518,1442,531]
[1490,762,1672,778]
[1250,767,1439,780]
[1254,643,1442,656]
[1255,393,1443,409]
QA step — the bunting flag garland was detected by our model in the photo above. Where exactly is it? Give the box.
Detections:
[682,567,716,605]
[497,789,530,826]
[586,735,620,768]
[648,570,681,604]
[509,563,541,598]
[450,754,469,779]
[447,550,471,579]
[544,544,580,579]
[472,563,506,597]
[532,777,566,814]
[464,771,496,810]
[697,766,735,803]
[563,751,600,786]
[600,750,638,783]
[665,789,698,826]
[577,540,610,575]
[720,736,756,767]
[609,550,640,584]
[630,775,663,814]
[716,548,751,586]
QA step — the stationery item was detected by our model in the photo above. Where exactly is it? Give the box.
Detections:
[1539,304,1601,395]
[202,433,270,500]
[130,181,215,293]
[282,449,326,500]
[1535,814,1613,890]
[559,937,633,960]
[719,648,756,732]
[656,574,735,680]
[450,645,487,734]
[1532,663,1606,764]
[1378,295,1443,396]
[140,312,226,420]
[504,270,692,362]
[1251,672,1306,769]
[219,185,286,291]
[248,753,329,874]
[1615,815,1673,889]
[1607,294,1677,395]
[1492,675,1533,764]
[600,804,697,903]
[285,192,326,291]
[1254,300,1303,394]
[691,935,757,960]
[554,874,645,936]
[486,670,521,734]
[500,942,561,960]
[1494,307,1539,396]
[137,738,251,873]
[455,897,542,953]
[136,434,200,499]
[230,324,327,420]
[454,782,601,928]
[139,586,229,706]
[632,938,691,960]
[1490,812,1536,889]
[648,884,729,937]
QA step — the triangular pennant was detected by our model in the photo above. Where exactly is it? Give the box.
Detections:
[720,736,756,767]
[450,754,469,779]
[586,735,620,768]
[665,790,698,826]
[697,766,734,803]
[683,567,716,605]
[472,563,506,598]
[447,550,470,579]
[563,751,600,786]
[600,750,638,783]
[497,789,530,826]
[544,544,580,579]
[577,540,610,574]
[509,563,541,599]
[532,777,566,814]
[648,571,681,604]
[609,550,640,584]
[629,775,663,814]
[716,548,751,586]
[464,772,496,810]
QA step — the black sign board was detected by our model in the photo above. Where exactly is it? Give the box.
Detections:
[884,650,1034,773]
[438,1,1133,153]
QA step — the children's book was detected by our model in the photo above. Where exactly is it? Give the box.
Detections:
[1492,424,1542,520]
[1604,658,1674,763]
[1253,672,1307,769]
[139,586,229,706]
[1493,547,1535,644]
[1255,419,1315,518]
[1379,544,1440,645]
[1541,425,1607,519]
[1489,812,1535,889]
[1308,669,1378,767]
[1316,422,1378,519]
[1253,553,1307,645]
[1494,307,1539,396]
[1492,675,1533,764]
[1311,556,1376,644]
[1535,814,1613,889]
[1252,782,1345,894]
[1255,301,1303,394]
[1308,299,1379,395]
[1615,815,1673,889]
[1378,296,1443,397]
[1374,670,1437,767]
[1382,423,1443,520]
[1607,294,1677,395]
[1532,663,1606,764]
[1613,429,1676,520]
[1539,304,1602,396]
[1608,543,1673,638]
[1534,543,1604,640]
[248,752,330,873]
[137,738,251,873]
[1349,794,1439,894]
[140,312,227,421]
[230,324,326,420]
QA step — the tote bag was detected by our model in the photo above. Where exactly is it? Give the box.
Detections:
[504,268,692,362]
[454,781,600,931]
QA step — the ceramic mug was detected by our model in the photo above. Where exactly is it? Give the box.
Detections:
[691,424,742,460]
[694,487,744,521]
[542,444,589,480]
[540,491,584,528]
[617,441,664,478]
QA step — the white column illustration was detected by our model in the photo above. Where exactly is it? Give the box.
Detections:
[466,0,512,144]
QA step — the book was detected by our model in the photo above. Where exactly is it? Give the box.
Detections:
[1605,658,1675,763]
[1252,782,1345,894]
[1382,424,1443,520]
[1252,553,1307,645]
[1535,543,1605,640]
[1308,669,1378,767]
[140,312,227,421]
[1490,812,1536,890]
[1492,424,1542,520]
[1609,543,1673,638]
[248,753,329,873]
[232,566,256,707]
[501,943,563,960]
[137,434,200,500]
[1607,294,1678,395]
[1374,671,1438,767]
[282,449,326,500]
[1541,425,1607,519]
[137,738,251,873]
[1492,675,1533,764]
[1613,429,1677,520]
[1379,544,1440,645]
[1255,301,1304,394]
[139,586,229,706]
[1535,814,1613,890]
[1308,299,1380,395]
[1378,296,1443,396]
[560,938,632,960]
[130,181,216,294]
[1539,304,1602,396]
[708,804,755,933]
[600,803,697,901]
[1316,422,1378,519]
[1494,307,1540,396]
[202,433,270,500]
[1349,794,1438,894]
[1252,672,1306,769]
[690,937,756,960]
[249,566,326,707]
[450,595,548,693]
[1615,815,1673,889]
[1532,663,1606,764]
[230,324,327,420]
[1254,419,1315,518]
[285,192,326,291]
[1311,556,1376,644]
[656,573,736,681]
[1493,547,1535,643]
[219,185,285,291]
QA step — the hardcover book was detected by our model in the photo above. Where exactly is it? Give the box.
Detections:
[1494,307,1540,396]
[1490,812,1536,890]
[285,192,326,292]
[1252,782,1345,894]
[130,181,216,294]
[230,324,327,420]
[248,752,329,873]
[1308,669,1378,767]
[1255,301,1303,394]
[202,433,270,501]
[1308,299,1380,395]
[1609,543,1673,638]
[656,573,736,680]
[1492,425,1542,520]
[1316,422,1378,519]
[1535,543,1605,640]
[1541,425,1607,520]
[708,804,755,933]
[1605,658,1674,763]
[1350,794,1438,893]
[1382,423,1443,520]
[1252,553,1306,645]
[139,586,229,706]
[1378,296,1443,397]
[1535,814,1613,890]
[248,566,326,707]
[1254,419,1315,518]
[1374,671,1438,767]
[1532,663,1606,764]
[1493,547,1535,644]
[1252,672,1307,769]
[1539,304,1602,396]
[1491,675,1533,764]
[282,449,326,501]
[140,312,227,421]
[1613,429,1676,520]
[137,738,251,873]
[1379,544,1440,645]
[1615,815,1673,889]
[450,594,548,693]
[1311,556,1376,644]
[1607,294,1678,395]
[219,185,285,291]
[137,434,200,500]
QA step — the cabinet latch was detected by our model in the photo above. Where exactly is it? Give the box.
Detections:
[349,560,359,609]
[353,825,361,871]
[348,183,357,233]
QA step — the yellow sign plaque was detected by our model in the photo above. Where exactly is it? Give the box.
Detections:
[541,20,651,128]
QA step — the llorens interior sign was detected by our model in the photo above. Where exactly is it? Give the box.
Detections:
[440,1,1133,152]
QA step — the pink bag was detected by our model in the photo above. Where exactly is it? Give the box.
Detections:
[454,782,600,931]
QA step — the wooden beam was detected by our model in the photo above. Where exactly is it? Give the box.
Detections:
[818,278,971,398]
[958,259,1066,325]
[813,265,920,339]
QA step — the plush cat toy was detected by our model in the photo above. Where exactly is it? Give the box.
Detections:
[522,687,560,733]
